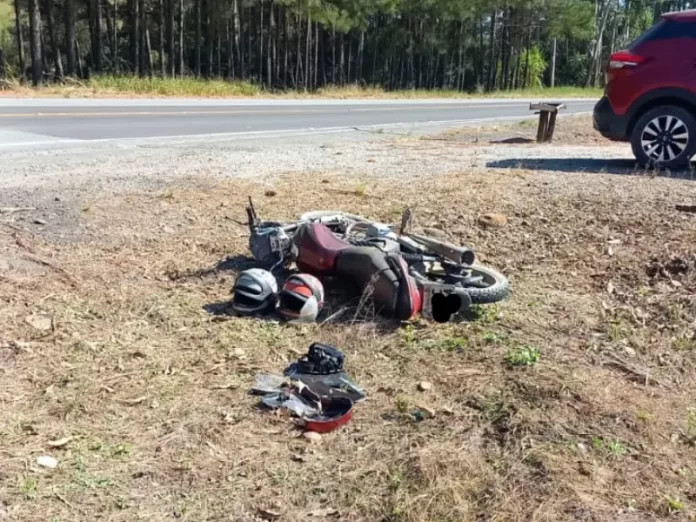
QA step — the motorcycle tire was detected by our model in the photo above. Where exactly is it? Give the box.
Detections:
[464,265,511,304]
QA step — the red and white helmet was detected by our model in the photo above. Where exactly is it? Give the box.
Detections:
[278,274,325,322]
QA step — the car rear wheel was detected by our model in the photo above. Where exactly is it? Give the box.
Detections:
[631,106,696,169]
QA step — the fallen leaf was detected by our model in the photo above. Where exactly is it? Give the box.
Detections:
[25,314,53,332]
[47,436,74,448]
[36,455,58,469]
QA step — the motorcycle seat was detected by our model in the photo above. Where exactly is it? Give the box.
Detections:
[295,223,351,274]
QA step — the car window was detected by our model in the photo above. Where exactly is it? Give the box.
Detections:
[629,20,696,50]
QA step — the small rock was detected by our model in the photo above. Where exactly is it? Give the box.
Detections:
[291,454,307,463]
[623,346,637,357]
[321,179,330,184]
[608,238,622,245]
[33,219,47,225]
[577,443,589,455]
[440,406,455,416]
[162,226,175,234]
[232,347,246,358]
[477,213,507,228]
[303,431,322,444]
[419,406,436,418]
[417,381,433,392]
[265,190,277,197]
[25,314,52,332]
[606,281,615,295]
[671,279,683,288]
[36,455,58,469]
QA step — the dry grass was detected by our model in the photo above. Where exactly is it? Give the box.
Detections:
[0,76,602,100]
[1,166,696,522]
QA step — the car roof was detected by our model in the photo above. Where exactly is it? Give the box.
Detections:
[662,9,696,21]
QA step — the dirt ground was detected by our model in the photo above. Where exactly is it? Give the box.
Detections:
[2,120,696,522]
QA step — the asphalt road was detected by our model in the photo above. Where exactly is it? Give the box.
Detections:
[0,98,596,146]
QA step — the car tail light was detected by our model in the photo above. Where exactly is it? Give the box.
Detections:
[608,51,645,70]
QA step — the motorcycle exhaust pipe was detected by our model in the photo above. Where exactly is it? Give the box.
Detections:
[406,233,476,266]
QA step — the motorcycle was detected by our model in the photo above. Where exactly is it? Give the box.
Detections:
[245,198,510,322]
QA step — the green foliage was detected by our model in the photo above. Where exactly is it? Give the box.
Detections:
[504,345,540,367]
[519,46,547,89]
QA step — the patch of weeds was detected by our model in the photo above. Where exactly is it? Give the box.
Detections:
[504,346,540,367]
[159,189,175,201]
[526,297,541,308]
[111,443,132,458]
[438,337,467,352]
[395,396,410,414]
[686,408,696,439]
[664,496,684,514]
[75,474,112,489]
[606,440,627,457]
[258,322,282,347]
[673,333,695,351]
[637,411,652,423]
[592,437,627,457]
[482,331,507,344]
[353,183,368,197]
[466,304,499,324]
[402,323,417,348]
[20,477,38,500]
[608,320,627,342]
[483,394,510,424]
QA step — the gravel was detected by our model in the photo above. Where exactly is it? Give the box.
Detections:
[0,122,639,241]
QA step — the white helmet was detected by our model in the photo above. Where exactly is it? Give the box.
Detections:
[232,269,279,315]
[278,274,325,322]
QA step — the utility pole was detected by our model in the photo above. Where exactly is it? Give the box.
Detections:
[550,38,557,88]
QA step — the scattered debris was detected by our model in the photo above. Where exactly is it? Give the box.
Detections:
[0,207,36,214]
[119,396,148,406]
[258,508,283,520]
[36,455,58,469]
[264,190,277,197]
[675,204,696,213]
[47,436,74,448]
[253,344,365,433]
[647,255,694,279]
[25,314,53,332]
[417,381,433,392]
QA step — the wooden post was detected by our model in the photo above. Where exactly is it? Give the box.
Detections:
[546,111,558,142]
[536,112,549,143]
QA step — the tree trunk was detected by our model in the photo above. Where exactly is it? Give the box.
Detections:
[313,21,318,87]
[94,0,103,71]
[486,11,496,91]
[194,0,201,76]
[14,0,26,79]
[28,0,42,86]
[259,0,264,84]
[295,14,301,87]
[227,20,233,77]
[158,0,165,75]
[138,0,147,75]
[283,8,289,87]
[550,38,557,87]
[233,0,241,78]
[75,39,84,77]
[112,0,119,73]
[305,15,311,90]
[339,32,344,85]
[177,0,184,74]
[357,31,364,84]
[216,27,222,76]
[44,0,63,80]
[0,48,5,78]
[129,0,138,73]
[166,0,174,75]
[145,28,153,75]
[268,2,274,87]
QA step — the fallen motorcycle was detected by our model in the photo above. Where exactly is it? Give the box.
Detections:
[245,199,510,322]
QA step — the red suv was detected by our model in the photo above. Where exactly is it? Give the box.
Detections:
[594,9,696,168]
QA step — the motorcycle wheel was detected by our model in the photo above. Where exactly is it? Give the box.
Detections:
[424,264,510,305]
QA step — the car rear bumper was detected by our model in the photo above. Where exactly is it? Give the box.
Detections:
[593,96,630,141]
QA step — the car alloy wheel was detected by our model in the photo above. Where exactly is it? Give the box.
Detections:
[640,115,689,163]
